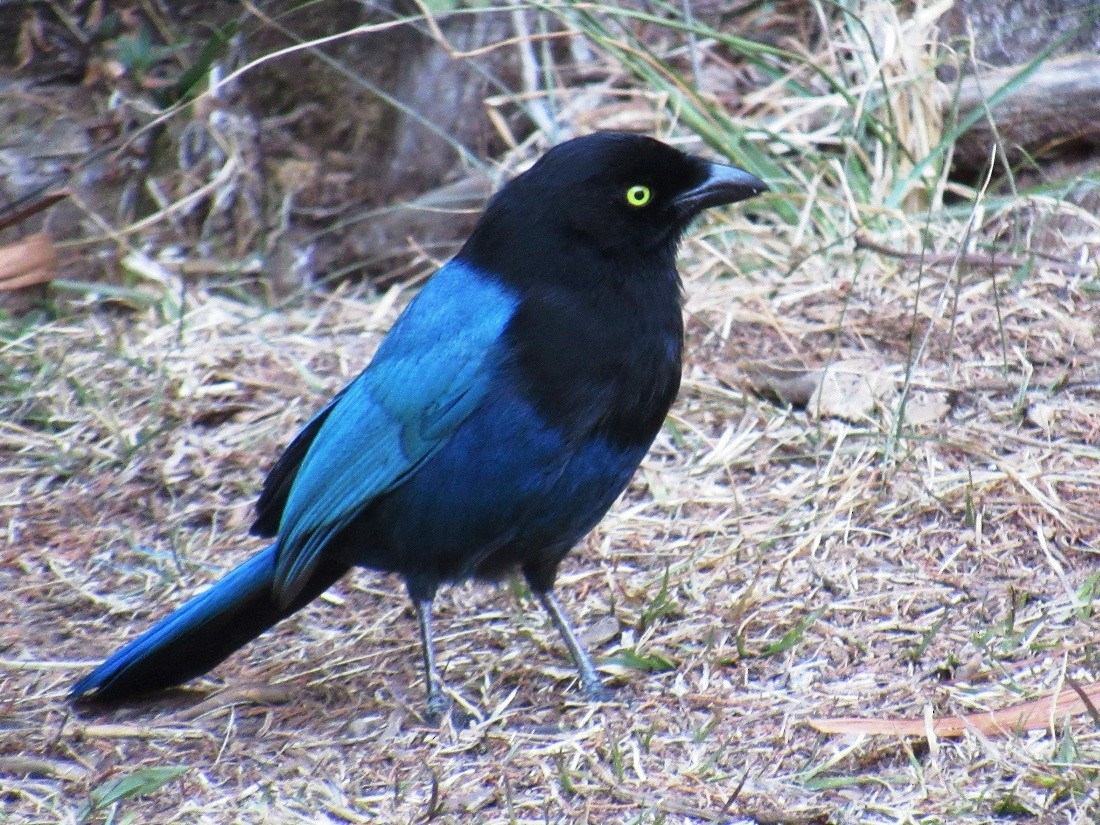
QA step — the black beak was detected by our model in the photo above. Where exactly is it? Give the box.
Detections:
[673,161,768,219]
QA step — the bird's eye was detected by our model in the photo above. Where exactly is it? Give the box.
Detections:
[625,185,652,207]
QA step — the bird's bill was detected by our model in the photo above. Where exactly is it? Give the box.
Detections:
[673,161,768,217]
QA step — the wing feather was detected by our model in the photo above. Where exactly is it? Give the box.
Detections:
[271,262,518,606]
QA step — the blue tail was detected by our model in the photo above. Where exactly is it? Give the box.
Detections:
[71,544,348,702]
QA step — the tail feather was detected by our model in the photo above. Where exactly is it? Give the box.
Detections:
[71,544,348,703]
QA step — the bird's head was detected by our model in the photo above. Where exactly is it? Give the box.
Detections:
[461,132,768,272]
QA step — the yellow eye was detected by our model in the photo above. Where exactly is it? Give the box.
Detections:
[625,185,652,207]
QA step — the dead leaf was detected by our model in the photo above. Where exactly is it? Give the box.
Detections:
[0,754,88,781]
[732,357,897,422]
[807,359,895,422]
[1025,401,1057,432]
[275,159,321,195]
[0,232,58,291]
[172,682,294,721]
[809,680,1100,738]
[738,360,819,407]
[579,614,620,647]
[901,390,951,426]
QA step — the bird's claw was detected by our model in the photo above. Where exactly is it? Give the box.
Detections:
[422,692,452,725]
[422,692,479,728]
[582,680,615,703]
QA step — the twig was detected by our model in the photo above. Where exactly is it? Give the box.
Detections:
[854,231,1095,277]
[0,190,70,233]
[1066,674,1100,729]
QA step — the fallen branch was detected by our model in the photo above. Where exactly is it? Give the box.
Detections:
[948,53,1100,170]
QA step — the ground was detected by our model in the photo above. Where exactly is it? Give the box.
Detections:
[2,202,1098,822]
[2,2,1100,822]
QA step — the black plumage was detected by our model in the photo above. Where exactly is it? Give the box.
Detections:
[71,132,767,717]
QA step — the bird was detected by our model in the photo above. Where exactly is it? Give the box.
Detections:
[71,131,767,718]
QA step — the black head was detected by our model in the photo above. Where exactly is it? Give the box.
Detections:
[459,132,767,280]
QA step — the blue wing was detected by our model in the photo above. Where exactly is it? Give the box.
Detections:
[271,260,518,606]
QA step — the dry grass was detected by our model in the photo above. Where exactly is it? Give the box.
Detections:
[3,2,1100,823]
[3,205,1097,824]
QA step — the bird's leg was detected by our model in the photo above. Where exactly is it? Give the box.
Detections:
[536,590,612,702]
[414,598,450,722]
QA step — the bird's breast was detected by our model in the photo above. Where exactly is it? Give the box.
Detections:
[505,274,683,450]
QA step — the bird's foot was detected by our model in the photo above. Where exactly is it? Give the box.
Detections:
[422,691,452,726]
[421,692,478,728]
[581,679,616,704]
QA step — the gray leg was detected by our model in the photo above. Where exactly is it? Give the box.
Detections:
[536,590,611,701]
[415,599,450,721]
